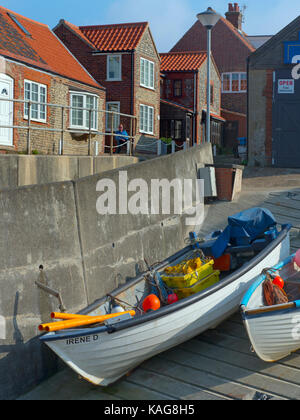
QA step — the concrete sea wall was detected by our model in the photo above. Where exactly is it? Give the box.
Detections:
[0,144,213,399]
[0,155,140,190]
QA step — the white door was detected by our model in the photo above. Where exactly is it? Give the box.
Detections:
[0,74,13,146]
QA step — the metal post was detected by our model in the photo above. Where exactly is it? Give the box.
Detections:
[27,101,31,155]
[61,106,64,155]
[88,109,92,156]
[171,141,176,154]
[110,113,114,156]
[130,118,133,156]
[206,27,212,144]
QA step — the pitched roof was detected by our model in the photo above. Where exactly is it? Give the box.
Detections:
[219,17,255,52]
[160,51,207,72]
[78,22,148,52]
[0,6,102,89]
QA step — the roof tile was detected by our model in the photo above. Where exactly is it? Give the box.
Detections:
[160,51,207,72]
[79,22,148,51]
[0,6,102,89]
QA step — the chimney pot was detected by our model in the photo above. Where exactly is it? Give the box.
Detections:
[226,2,242,30]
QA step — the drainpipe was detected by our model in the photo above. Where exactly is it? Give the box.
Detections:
[246,56,250,164]
[193,71,197,145]
[131,50,135,151]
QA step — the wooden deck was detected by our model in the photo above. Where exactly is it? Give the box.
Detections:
[19,189,300,400]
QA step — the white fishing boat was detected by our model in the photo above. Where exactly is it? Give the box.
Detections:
[241,253,300,363]
[40,208,291,386]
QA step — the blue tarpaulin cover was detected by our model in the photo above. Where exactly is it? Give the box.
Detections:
[211,208,276,258]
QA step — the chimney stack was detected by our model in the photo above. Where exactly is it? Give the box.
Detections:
[225,3,242,30]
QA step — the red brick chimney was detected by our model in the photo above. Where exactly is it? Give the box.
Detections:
[225,3,242,30]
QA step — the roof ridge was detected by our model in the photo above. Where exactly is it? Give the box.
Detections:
[160,51,207,55]
[79,21,148,30]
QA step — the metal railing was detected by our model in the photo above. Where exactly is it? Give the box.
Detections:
[0,97,137,156]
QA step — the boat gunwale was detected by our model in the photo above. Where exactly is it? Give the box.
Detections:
[40,224,292,343]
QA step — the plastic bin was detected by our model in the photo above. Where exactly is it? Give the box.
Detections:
[161,259,214,289]
[172,270,220,300]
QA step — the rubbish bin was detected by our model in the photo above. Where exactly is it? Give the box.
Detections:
[214,164,244,201]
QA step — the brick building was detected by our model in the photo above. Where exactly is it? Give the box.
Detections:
[160,51,224,146]
[248,16,300,168]
[0,6,106,155]
[54,20,161,149]
[170,3,271,148]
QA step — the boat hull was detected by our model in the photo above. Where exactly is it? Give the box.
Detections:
[243,304,300,362]
[41,232,290,386]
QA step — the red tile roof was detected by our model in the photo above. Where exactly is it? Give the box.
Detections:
[0,6,102,89]
[160,51,207,72]
[78,22,149,52]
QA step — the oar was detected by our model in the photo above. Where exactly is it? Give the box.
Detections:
[39,310,136,332]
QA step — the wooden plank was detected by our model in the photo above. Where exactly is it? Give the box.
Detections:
[263,203,300,222]
[104,380,174,400]
[215,320,249,340]
[142,355,273,400]
[199,329,300,370]
[182,339,300,387]
[128,368,228,400]
[159,347,298,399]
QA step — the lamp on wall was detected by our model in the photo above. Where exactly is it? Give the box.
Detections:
[197,7,221,143]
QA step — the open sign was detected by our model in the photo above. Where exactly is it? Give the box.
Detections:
[278,79,295,94]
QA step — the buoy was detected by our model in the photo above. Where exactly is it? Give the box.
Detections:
[273,276,285,290]
[295,249,300,268]
[142,294,161,313]
[167,293,179,305]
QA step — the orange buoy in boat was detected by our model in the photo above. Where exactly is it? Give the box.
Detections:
[142,294,161,313]
[273,276,285,290]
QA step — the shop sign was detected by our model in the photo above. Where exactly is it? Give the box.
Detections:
[278,79,295,94]
[284,32,300,64]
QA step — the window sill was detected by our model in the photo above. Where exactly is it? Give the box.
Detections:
[222,91,247,94]
[23,117,47,124]
[106,79,123,82]
[140,84,155,91]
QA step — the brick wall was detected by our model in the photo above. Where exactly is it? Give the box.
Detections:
[161,58,221,144]
[54,24,161,145]
[1,59,106,155]
[171,18,253,117]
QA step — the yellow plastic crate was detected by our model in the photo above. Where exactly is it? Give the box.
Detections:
[162,259,214,289]
[172,270,220,300]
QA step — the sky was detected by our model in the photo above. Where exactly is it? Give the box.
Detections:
[1,0,300,52]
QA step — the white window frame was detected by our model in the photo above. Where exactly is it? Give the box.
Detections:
[221,72,247,93]
[24,80,47,123]
[140,58,155,90]
[106,101,120,132]
[69,91,99,131]
[140,104,154,135]
[107,54,122,81]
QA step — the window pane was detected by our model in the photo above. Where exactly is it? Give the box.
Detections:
[232,73,240,92]
[72,95,84,126]
[222,74,231,92]
[140,105,144,132]
[24,82,31,117]
[140,59,145,86]
[106,103,120,131]
[108,56,121,80]
[31,83,39,119]
[240,73,247,91]
[175,120,182,140]
[149,107,153,133]
[150,62,154,88]
[145,60,149,87]
[174,80,182,97]
[39,86,46,120]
